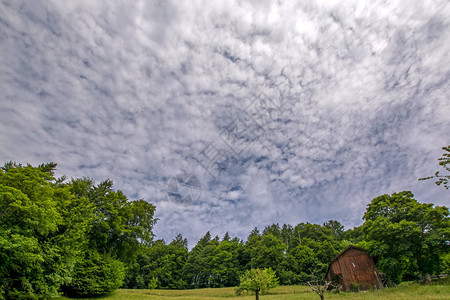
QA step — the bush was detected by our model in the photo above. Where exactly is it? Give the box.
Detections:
[63,250,125,297]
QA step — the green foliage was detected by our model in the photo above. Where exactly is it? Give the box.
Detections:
[247,233,286,272]
[182,232,215,289]
[286,223,342,282]
[235,268,278,299]
[442,252,450,274]
[343,225,364,244]
[362,191,450,283]
[69,178,156,263]
[209,238,244,287]
[288,244,318,282]
[3,160,448,297]
[419,145,450,190]
[148,277,159,289]
[180,232,246,289]
[64,178,156,296]
[0,162,157,299]
[323,220,344,240]
[0,163,91,299]
[125,236,188,290]
[62,250,125,297]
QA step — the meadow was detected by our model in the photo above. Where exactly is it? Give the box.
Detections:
[57,280,450,300]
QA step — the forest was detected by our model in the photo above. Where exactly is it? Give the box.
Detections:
[0,161,449,299]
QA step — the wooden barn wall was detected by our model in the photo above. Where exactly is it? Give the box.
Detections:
[332,259,341,274]
[327,248,381,290]
[338,249,379,288]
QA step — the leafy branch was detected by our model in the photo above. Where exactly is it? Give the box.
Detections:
[419,145,450,190]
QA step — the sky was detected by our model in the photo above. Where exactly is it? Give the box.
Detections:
[1,0,449,247]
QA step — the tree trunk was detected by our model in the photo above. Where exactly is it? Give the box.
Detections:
[255,290,259,300]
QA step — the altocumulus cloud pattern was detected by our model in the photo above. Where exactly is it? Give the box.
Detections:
[0,0,449,246]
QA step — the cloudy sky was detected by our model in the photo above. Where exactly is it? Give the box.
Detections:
[1,0,449,246]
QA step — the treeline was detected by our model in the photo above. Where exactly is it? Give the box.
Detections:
[0,162,449,299]
[126,221,351,289]
[126,194,450,290]
[0,162,156,299]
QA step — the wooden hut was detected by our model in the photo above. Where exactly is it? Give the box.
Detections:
[326,245,382,291]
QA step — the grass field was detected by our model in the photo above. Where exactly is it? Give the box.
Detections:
[57,280,450,300]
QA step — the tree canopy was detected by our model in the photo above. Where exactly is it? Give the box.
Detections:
[361,191,449,283]
[1,161,449,299]
[235,268,278,300]
[0,162,156,299]
[0,163,92,299]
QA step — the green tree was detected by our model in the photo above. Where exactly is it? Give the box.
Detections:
[0,163,92,299]
[287,244,318,283]
[182,232,218,288]
[127,235,188,289]
[62,249,125,297]
[289,222,341,280]
[280,224,294,250]
[419,145,450,190]
[209,237,244,287]
[235,268,278,300]
[343,225,364,244]
[180,232,244,289]
[222,231,231,241]
[323,220,344,240]
[362,191,449,283]
[247,233,286,272]
[262,224,281,238]
[64,177,156,297]
[69,178,156,263]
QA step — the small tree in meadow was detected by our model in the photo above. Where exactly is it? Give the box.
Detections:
[235,268,278,300]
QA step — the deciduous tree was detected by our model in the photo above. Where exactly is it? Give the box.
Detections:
[0,163,91,299]
[235,268,278,300]
[362,191,449,283]
[64,178,156,297]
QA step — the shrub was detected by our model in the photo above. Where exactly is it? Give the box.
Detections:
[63,250,125,297]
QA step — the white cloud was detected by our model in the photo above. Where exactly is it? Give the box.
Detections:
[0,0,449,245]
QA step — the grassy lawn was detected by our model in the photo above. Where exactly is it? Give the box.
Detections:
[56,281,450,300]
